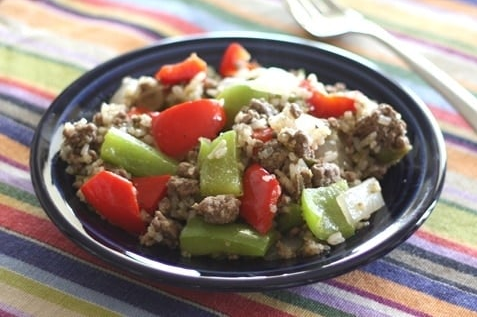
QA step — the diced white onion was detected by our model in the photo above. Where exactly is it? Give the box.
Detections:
[336,177,385,227]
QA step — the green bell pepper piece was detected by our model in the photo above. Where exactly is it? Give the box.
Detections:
[301,180,355,241]
[217,84,268,128]
[376,144,412,164]
[198,130,242,196]
[180,216,276,257]
[100,127,178,177]
[276,203,304,232]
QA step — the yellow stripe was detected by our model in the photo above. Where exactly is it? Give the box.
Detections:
[421,202,477,249]
[336,270,477,317]
[0,193,46,219]
[0,268,119,316]
[0,46,84,95]
[0,281,83,316]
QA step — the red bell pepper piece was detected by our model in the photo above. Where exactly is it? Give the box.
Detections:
[80,170,146,235]
[240,163,281,234]
[302,80,356,118]
[252,127,275,143]
[127,106,159,117]
[219,42,254,77]
[132,175,171,214]
[155,53,207,85]
[151,99,226,158]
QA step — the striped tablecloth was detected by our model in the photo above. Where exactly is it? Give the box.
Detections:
[1,0,476,316]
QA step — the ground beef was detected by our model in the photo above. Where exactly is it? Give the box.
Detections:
[92,104,128,128]
[140,210,182,248]
[132,78,165,110]
[247,98,279,118]
[277,129,314,159]
[176,162,199,179]
[60,119,101,175]
[254,139,289,173]
[311,162,341,187]
[351,104,409,154]
[337,103,411,179]
[194,195,241,224]
[159,176,201,221]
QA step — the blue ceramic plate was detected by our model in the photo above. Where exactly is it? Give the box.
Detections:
[30,32,446,291]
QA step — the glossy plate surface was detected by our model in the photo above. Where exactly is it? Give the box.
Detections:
[30,32,446,290]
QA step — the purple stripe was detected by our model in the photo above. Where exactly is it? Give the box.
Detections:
[0,167,34,194]
[392,31,477,64]
[0,83,52,110]
[0,27,105,69]
[289,285,388,316]
[0,154,29,172]
[443,184,477,208]
[42,0,160,42]
[326,278,430,317]
[0,302,28,317]
[408,234,477,268]
[363,259,477,311]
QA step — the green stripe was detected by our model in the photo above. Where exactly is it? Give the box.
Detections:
[423,201,477,247]
[0,182,40,207]
[264,290,352,317]
[0,268,119,316]
[0,45,85,94]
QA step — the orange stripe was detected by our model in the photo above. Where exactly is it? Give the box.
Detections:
[0,0,149,53]
[0,135,30,168]
[446,143,477,180]
[336,270,477,317]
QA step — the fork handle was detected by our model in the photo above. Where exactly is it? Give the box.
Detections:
[362,23,477,132]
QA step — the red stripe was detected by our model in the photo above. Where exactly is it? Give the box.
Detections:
[80,0,205,34]
[428,104,471,129]
[0,310,16,317]
[415,229,477,258]
[153,284,293,317]
[0,203,104,264]
[0,76,56,101]
[1,204,291,316]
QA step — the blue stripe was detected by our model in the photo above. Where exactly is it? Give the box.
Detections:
[362,259,477,311]
[0,115,34,146]
[444,131,477,151]
[389,243,477,294]
[0,230,217,316]
[0,93,46,116]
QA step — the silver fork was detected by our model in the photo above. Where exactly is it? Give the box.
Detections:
[286,0,477,132]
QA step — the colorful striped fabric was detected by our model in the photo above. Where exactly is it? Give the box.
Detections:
[1,0,476,316]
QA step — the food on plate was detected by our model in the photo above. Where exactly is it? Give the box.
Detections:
[59,42,412,260]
